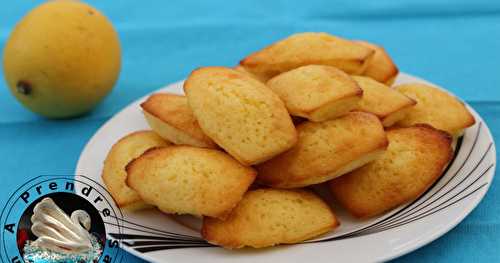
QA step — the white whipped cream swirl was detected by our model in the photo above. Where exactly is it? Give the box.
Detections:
[30,197,93,253]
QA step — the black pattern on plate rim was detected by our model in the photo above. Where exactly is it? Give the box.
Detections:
[107,122,494,252]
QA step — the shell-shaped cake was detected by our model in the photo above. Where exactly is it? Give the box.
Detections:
[257,112,388,188]
[267,65,363,122]
[240,32,375,81]
[126,146,256,219]
[184,66,297,165]
[330,124,453,218]
[141,93,216,148]
[234,65,268,83]
[102,130,170,210]
[395,83,475,136]
[353,76,416,127]
[355,41,399,85]
[202,189,339,249]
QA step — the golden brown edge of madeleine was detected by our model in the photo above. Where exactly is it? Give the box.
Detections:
[350,76,417,126]
[331,123,453,218]
[379,101,416,127]
[239,33,376,76]
[265,65,364,121]
[101,130,165,208]
[140,93,183,120]
[234,65,269,82]
[140,93,217,148]
[124,146,168,190]
[449,99,476,135]
[256,112,389,188]
[394,83,476,136]
[357,96,417,126]
[201,189,340,249]
[307,94,363,122]
[301,86,363,114]
[142,111,217,148]
[355,40,399,84]
[125,146,257,220]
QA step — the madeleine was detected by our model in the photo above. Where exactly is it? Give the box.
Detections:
[141,93,216,148]
[240,32,375,81]
[102,131,170,210]
[202,189,339,249]
[267,65,362,122]
[353,76,416,127]
[395,83,475,136]
[184,66,297,165]
[330,125,453,218]
[126,146,256,219]
[356,41,399,85]
[257,112,388,188]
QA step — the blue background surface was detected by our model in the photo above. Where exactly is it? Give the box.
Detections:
[0,1,499,262]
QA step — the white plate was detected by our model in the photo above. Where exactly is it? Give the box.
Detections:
[75,73,496,263]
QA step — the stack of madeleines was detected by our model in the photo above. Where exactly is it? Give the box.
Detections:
[102,32,475,249]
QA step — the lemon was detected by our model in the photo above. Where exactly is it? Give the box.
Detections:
[3,0,121,118]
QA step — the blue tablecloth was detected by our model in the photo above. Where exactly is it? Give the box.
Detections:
[1,1,499,262]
